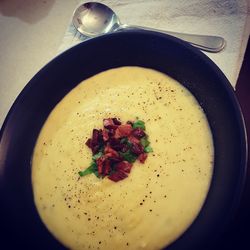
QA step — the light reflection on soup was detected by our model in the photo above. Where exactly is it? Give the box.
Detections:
[32,67,214,250]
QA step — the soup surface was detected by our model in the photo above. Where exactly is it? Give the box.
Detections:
[32,67,214,250]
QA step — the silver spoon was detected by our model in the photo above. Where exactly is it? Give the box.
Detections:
[72,2,225,53]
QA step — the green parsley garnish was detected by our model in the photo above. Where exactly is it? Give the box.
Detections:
[92,152,103,160]
[133,120,145,130]
[144,145,153,153]
[140,137,150,147]
[119,150,137,163]
[78,161,99,177]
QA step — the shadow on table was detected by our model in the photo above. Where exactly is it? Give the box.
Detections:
[0,0,55,24]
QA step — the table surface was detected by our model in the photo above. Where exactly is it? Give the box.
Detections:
[0,1,249,249]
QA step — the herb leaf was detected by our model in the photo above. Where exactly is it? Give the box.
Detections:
[144,145,153,153]
[133,120,145,130]
[78,161,98,177]
[92,152,103,160]
[140,137,150,147]
[119,151,137,163]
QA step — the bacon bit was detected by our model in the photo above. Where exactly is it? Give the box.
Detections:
[92,145,100,154]
[126,121,134,126]
[109,156,123,164]
[102,129,109,141]
[96,156,105,175]
[98,129,104,144]
[108,128,115,137]
[112,118,121,125]
[103,159,111,176]
[108,171,128,182]
[92,129,100,146]
[114,124,133,139]
[138,153,148,163]
[85,138,92,148]
[116,161,132,173]
[120,144,129,153]
[103,118,117,129]
[131,143,144,155]
[104,146,119,157]
[109,138,123,151]
[132,128,146,139]
[86,129,104,153]
[128,135,140,144]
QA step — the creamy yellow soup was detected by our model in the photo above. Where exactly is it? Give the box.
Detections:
[32,67,214,250]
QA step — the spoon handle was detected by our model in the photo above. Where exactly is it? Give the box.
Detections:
[121,25,225,53]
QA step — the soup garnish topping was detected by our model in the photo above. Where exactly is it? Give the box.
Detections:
[78,118,153,182]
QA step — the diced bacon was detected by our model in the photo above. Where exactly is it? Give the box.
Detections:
[108,170,128,182]
[102,129,109,141]
[132,128,146,138]
[108,128,115,137]
[120,144,129,153]
[131,143,144,155]
[98,129,104,144]
[128,135,140,144]
[92,129,99,146]
[92,145,100,154]
[103,159,111,176]
[138,153,148,163]
[109,156,123,164]
[109,138,123,151]
[103,118,118,129]
[96,156,105,175]
[86,129,104,153]
[114,124,132,139]
[116,161,132,173]
[85,138,92,148]
[112,118,121,125]
[104,146,119,157]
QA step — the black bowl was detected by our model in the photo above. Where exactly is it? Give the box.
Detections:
[0,30,247,250]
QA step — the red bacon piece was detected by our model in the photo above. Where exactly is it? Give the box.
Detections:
[103,159,111,176]
[85,138,92,148]
[114,124,132,139]
[85,129,103,154]
[109,138,123,151]
[132,128,146,138]
[102,129,109,142]
[112,118,121,125]
[108,171,128,182]
[128,135,140,144]
[96,156,105,175]
[103,118,118,129]
[138,153,148,163]
[104,146,119,158]
[131,143,144,155]
[116,161,132,173]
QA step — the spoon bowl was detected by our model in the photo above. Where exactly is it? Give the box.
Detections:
[73,2,120,37]
[72,2,226,53]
